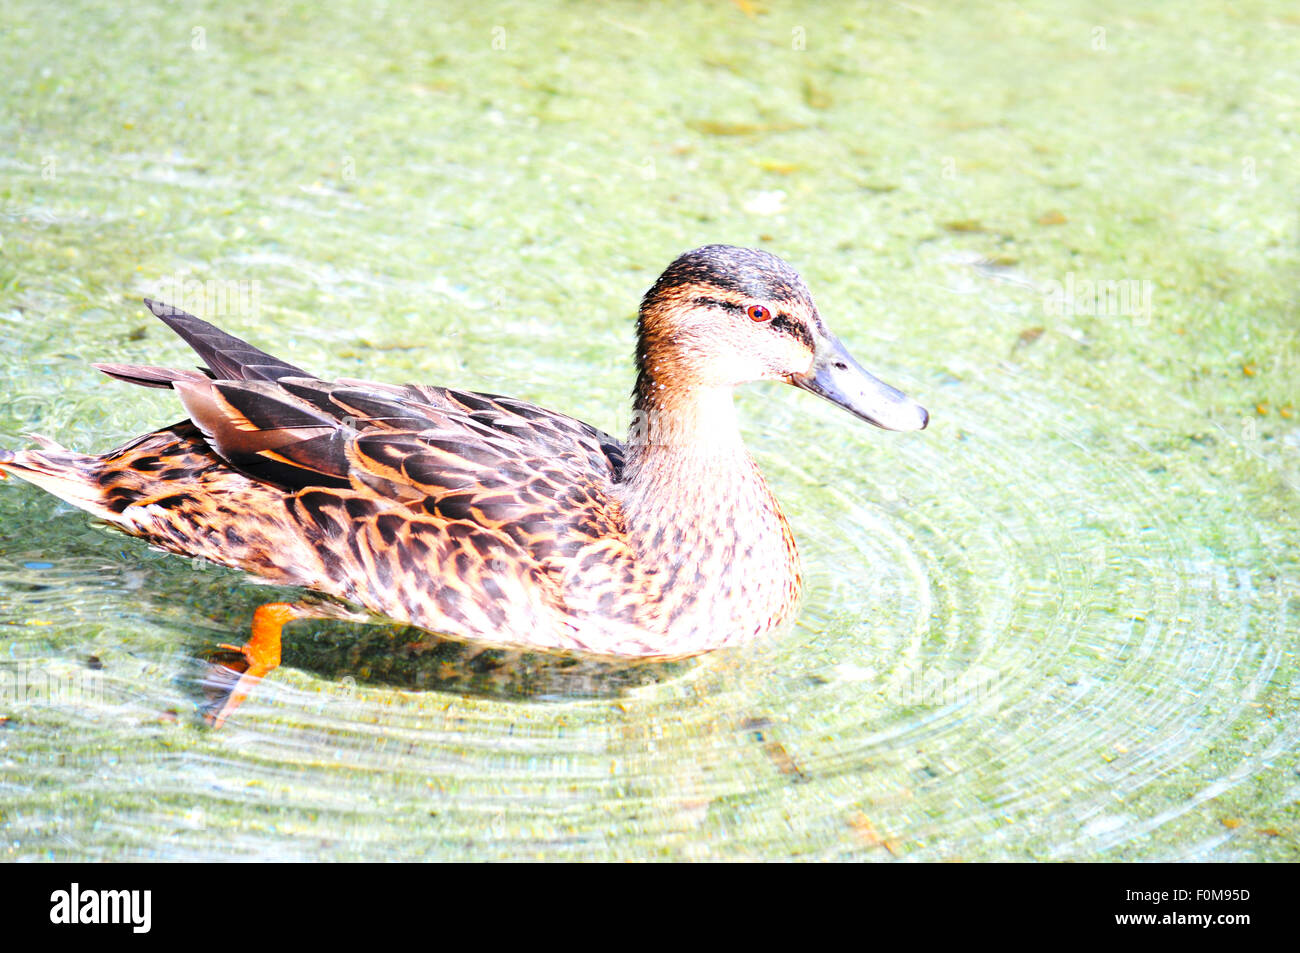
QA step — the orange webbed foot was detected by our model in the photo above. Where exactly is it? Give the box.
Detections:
[201,602,300,728]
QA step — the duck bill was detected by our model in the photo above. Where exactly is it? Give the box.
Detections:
[793,334,929,431]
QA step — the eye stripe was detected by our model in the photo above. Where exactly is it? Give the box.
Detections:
[770,312,815,349]
[688,296,813,347]
[691,296,743,313]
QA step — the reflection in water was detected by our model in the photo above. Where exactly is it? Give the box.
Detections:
[191,620,694,710]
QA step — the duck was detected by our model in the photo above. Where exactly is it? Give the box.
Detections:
[0,245,928,726]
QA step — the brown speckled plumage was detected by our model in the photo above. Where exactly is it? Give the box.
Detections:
[2,245,927,721]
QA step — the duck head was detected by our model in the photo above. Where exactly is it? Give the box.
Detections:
[635,245,928,432]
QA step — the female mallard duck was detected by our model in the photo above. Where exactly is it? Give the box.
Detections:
[1,245,927,725]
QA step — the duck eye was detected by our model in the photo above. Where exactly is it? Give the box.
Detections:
[747,305,772,323]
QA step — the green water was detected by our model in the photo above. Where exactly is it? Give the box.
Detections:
[1,0,1297,860]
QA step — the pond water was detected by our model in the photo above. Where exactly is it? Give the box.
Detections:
[1,0,1296,860]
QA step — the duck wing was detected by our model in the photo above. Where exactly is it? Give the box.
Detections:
[169,373,634,563]
[95,298,311,384]
[89,302,645,645]
[97,301,625,488]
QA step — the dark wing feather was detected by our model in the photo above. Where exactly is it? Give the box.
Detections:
[397,385,625,480]
[91,364,211,389]
[143,298,311,382]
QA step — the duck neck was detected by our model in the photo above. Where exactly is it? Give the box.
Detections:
[623,369,750,494]
[617,368,801,644]
[620,367,781,563]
